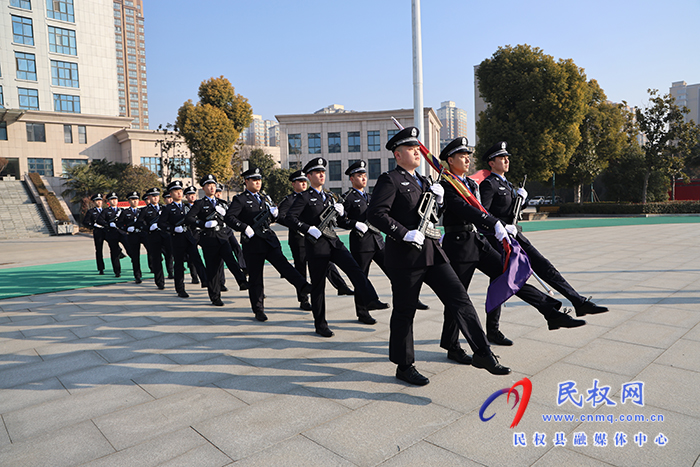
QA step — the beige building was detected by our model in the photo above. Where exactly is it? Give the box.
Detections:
[436,101,468,150]
[276,107,442,195]
[670,80,700,125]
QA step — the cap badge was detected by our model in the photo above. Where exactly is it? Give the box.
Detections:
[360,161,365,167]
[462,138,466,145]
[501,142,506,150]
[411,128,417,137]
[318,158,323,165]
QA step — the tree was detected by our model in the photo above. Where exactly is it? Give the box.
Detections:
[176,76,253,183]
[635,89,700,203]
[61,163,117,218]
[475,44,590,182]
[265,168,294,203]
[601,143,670,203]
[118,165,161,199]
[155,123,190,185]
[561,80,627,202]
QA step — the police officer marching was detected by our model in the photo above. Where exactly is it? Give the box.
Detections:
[183,185,208,287]
[83,193,106,275]
[96,192,126,277]
[117,191,146,284]
[367,127,510,386]
[136,187,167,290]
[224,167,312,322]
[158,180,190,298]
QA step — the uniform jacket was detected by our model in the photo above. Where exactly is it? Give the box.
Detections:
[284,186,351,257]
[117,206,142,234]
[343,188,384,253]
[158,201,188,236]
[277,192,305,248]
[96,206,123,240]
[224,190,281,252]
[184,197,231,242]
[479,173,518,224]
[366,167,448,269]
[441,176,499,264]
[83,207,104,230]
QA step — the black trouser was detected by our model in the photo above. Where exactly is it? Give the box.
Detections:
[163,236,174,277]
[171,233,188,294]
[92,228,106,272]
[351,246,388,278]
[487,233,586,308]
[229,231,246,271]
[186,242,207,285]
[126,232,147,280]
[146,231,166,288]
[441,242,562,350]
[243,241,307,314]
[106,231,127,275]
[386,262,490,367]
[200,237,246,303]
[307,245,379,331]
[290,237,350,302]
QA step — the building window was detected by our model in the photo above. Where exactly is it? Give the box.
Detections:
[63,124,72,143]
[288,160,301,170]
[47,0,75,22]
[61,158,86,173]
[170,158,191,178]
[26,123,46,142]
[348,131,360,152]
[12,15,34,45]
[328,132,341,153]
[288,133,301,155]
[0,123,7,141]
[387,157,396,171]
[367,130,380,152]
[77,125,86,143]
[11,0,31,10]
[48,26,77,55]
[18,88,39,110]
[28,158,53,175]
[0,86,4,108]
[53,94,80,113]
[140,157,161,175]
[387,129,399,140]
[50,60,79,87]
[368,158,381,179]
[328,160,341,181]
[308,133,321,154]
[15,52,37,81]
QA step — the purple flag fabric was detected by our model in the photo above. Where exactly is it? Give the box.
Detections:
[486,238,533,313]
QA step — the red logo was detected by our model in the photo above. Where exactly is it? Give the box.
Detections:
[479,377,532,428]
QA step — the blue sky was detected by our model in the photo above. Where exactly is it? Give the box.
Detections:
[144,0,699,142]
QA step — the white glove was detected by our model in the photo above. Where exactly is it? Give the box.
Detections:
[270,206,279,218]
[430,183,444,204]
[516,187,528,199]
[308,226,322,239]
[494,222,509,242]
[174,226,184,233]
[149,223,158,231]
[215,205,226,216]
[505,224,518,236]
[127,226,135,233]
[354,222,368,233]
[403,229,425,246]
[244,225,255,238]
[334,203,344,216]
[109,222,117,228]
[205,220,218,229]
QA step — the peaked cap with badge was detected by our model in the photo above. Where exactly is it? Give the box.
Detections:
[242,167,262,180]
[386,126,420,152]
[167,180,184,192]
[482,141,510,163]
[127,191,140,200]
[288,169,308,183]
[106,192,119,200]
[163,192,172,199]
[91,193,104,201]
[200,174,217,186]
[216,183,223,193]
[345,160,367,176]
[145,187,161,197]
[439,137,474,161]
[302,157,327,174]
[183,185,197,196]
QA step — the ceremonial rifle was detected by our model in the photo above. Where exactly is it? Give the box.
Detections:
[410,175,443,251]
[243,193,275,242]
[308,191,343,244]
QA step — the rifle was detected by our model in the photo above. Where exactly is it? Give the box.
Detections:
[308,191,342,244]
[511,174,527,225]
[243,193,274,242]
[355,221,382,238]
[204,204,227,231]
[410,176,442,251]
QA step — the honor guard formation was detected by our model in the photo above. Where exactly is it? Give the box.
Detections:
[82,126,608,386]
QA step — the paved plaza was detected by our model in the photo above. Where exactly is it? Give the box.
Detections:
[1,222,699,466]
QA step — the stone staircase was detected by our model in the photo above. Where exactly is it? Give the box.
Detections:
[0,178,52,239]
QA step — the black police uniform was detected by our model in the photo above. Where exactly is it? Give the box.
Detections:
[158,182,190,297]
[116,193,146,282]
[183,194,208,287]
[96,195,126,277]
[367,127,508,379]
[342,186,387,278]
[136,196,167,289]
[83,195,106,273]
[224,180,310,320]
[285,159,382,335]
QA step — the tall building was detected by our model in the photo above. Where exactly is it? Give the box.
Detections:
[113,0,148,129]
[670,81,700,125]
[436,100,467,150]
[240,114,278,147]
[276,106,442,195]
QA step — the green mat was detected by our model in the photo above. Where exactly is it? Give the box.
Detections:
[1,216,698,300]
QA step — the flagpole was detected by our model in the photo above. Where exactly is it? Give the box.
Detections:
[411,0,425,176]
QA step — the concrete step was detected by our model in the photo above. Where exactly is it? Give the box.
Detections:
[0,180,53,239]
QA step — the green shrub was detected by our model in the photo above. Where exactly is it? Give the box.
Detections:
[28,172,70,223]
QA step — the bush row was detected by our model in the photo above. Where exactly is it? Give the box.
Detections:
[556,201,700,215]
[27,172,71,223]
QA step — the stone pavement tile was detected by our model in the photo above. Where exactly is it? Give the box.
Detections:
[80,427,230,467]
[304,360,409,409]
[657,292,700,311]
[683,321,700,342]
[3,381,153,443]
[304,392,460,467]
[118,316,218,340]
[655,338,700,373]
[487,337,577,377]
[29,302,88,319]
[58,353,176,394]
[425,401,575,466]
[94,332,198,363]
[523,323,610,350]
[214,357,345,405]
[94,385,247,451]
[634,363,700,419]
[0,377,70,414]
[133,354,255,399]
[571,308,635,330]
[231,435,354,467]
[230,330,344,368]
[562,338,664,378]
[531,447,617,466]
[33,331,136,359]
[194,387,349,461]
[0,298,34,312]
[567,403,700,467]
[7,313,57,326]
[0,420,9,449]
[0,348,43,368]
[19,325,78,340]
[601,320,687,349]
[0,420,114,467]
[159,335,265,365]
[493,303,551,328]
[637,271,697,290]
[0,350,106,390]
[378,440,481,466]
[528,362,630,410]
[305,335,389,371]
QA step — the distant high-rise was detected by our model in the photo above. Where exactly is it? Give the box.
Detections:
[670,81,700,125]
[436,101,467,150]
[240,114,278,147]
[113,0,148,129]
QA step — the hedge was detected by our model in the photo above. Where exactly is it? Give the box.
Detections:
[556,201,700,215]
[27,172,70,223]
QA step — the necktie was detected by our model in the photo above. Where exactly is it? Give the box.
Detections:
[413,174,423,189]
[210,197,216,207]
[254,194,262,205]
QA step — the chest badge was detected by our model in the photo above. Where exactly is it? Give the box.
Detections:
[401,182,409,186]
